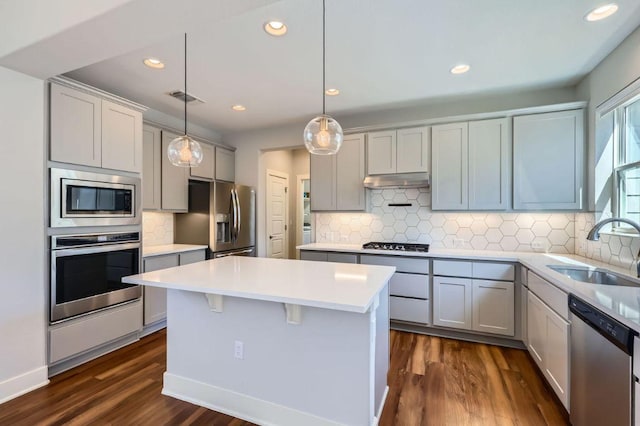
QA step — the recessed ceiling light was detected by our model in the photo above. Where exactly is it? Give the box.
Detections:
[450,64,470,75]
[585,3,618,21]
[143,58,165,69]
[264,21,287,36]
[325,88,340,96]
[231,105,246,112]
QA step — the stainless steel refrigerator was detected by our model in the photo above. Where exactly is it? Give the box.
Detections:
[175,180,256,257]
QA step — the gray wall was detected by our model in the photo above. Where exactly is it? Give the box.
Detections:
[577,25,640,212]
[0,66,47,402]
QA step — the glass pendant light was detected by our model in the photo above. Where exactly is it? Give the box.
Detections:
[168,33,203,167]
[303,0,343,155]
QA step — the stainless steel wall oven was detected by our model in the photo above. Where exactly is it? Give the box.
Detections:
[50,168,140,228]
[50,232,141,323]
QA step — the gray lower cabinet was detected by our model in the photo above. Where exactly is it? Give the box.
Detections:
[300,250,358,264]
[143,249,206,325]
[361,254,430,324]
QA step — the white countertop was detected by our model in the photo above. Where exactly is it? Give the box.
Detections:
[123,256,395,313]
[298,243,640,332]
[143,244,208,258]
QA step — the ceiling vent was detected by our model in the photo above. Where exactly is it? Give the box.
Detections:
[168,90,205,105]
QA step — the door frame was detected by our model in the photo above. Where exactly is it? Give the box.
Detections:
[265,169,289,259]
[295,174,310,259]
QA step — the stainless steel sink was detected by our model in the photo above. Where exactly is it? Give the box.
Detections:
[547,265,640,287]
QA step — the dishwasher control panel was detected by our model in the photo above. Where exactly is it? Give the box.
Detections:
[569,294,635,354]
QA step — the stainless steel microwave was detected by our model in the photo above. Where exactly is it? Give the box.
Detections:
[50,168,141,227]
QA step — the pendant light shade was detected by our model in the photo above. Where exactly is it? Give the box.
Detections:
[168,33,203,167]
[304,0,342,156]
[304,114,343,155]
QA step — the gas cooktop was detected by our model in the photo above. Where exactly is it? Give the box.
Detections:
[362,242,430,252]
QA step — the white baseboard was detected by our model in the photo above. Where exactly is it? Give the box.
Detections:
[162,373,346,426]
[0,366,49,404]
[372,385,389,426]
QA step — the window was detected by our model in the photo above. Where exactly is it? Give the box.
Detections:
[614,94,640,228]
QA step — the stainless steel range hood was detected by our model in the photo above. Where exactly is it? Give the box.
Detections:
[363,172,430,189]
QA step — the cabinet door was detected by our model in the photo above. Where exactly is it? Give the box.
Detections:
[190,142,215,180]
[310,153,337,211]
[367,130,397,175]
[527,291,546,369]
[161,131,189,211]
[472,279,514,336]
[215,146,235,182]
[469,118,509,210]
[179,249,206,265]
[431,122,469,210]
[50,83,102,167]
[513,109,584,210]
[143,254,179,325]
[101,100,142,173]
[142,125,161,210]
[336,133,365,210]
[544,303,570,409]
[433,276,472,330]
[397,126,430,173]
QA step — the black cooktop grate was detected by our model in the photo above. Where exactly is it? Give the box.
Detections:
[362,242,430,252]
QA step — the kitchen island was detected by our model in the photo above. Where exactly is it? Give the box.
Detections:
[122,256,395,426]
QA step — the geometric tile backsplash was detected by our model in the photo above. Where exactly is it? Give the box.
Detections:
[315,188,576,253]
[142,211,175,246]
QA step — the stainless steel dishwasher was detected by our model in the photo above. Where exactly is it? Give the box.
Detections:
[569,294,636,426]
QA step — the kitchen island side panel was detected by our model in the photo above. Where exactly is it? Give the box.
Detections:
[164,288,386,426]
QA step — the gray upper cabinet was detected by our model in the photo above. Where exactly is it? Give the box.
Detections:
[367,130,396,175]
[215,146,235,182]
[432,119,510,211]
[190,142,215,181]
[50,83,102,168]
[468,118,509,210]
[101,100,142,173]
[311,133,365,211]
[367,127,430,175]
[142,124,161,210]
[49,81,143,173]
[161,130,189,212]
[396,127,430,173]
[513,109,584,210]
[431,122,469,210]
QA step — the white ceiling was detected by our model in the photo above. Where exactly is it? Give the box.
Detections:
[56,0,640,134]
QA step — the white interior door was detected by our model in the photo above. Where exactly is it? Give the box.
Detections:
[266,169,288,259]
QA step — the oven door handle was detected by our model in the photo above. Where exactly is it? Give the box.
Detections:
[53,242,141,257]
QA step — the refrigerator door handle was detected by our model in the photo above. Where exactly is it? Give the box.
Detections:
[235,189,241,240]
[232,189,239,242]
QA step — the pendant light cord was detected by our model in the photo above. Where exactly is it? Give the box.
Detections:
[184,33,188,136]
[322,0,326,115]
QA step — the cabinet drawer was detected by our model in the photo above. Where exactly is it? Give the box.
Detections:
[473,262,515,281]
[390,296,430,324]
[179,250,206,265]
[634,337,640,378]
[390,273,429,299]
[361,255,429,274]
[300,251,328,262]
[144,254,179,272]
[433,260,472,277]
[528,271,568,320]
[327,253,359,264]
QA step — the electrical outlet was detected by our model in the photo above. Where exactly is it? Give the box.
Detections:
[531,241,545,251]
[234,340,244,360]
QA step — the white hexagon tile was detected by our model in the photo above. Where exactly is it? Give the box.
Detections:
[314,188,577,253]
[575,213,640,272]
[142,212,175,246]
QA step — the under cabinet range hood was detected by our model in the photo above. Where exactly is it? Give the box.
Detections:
[363,172,430,189]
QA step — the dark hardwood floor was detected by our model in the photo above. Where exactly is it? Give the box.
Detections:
[0,330,567,425]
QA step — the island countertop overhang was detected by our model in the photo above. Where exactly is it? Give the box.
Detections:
[122,256,395,314]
